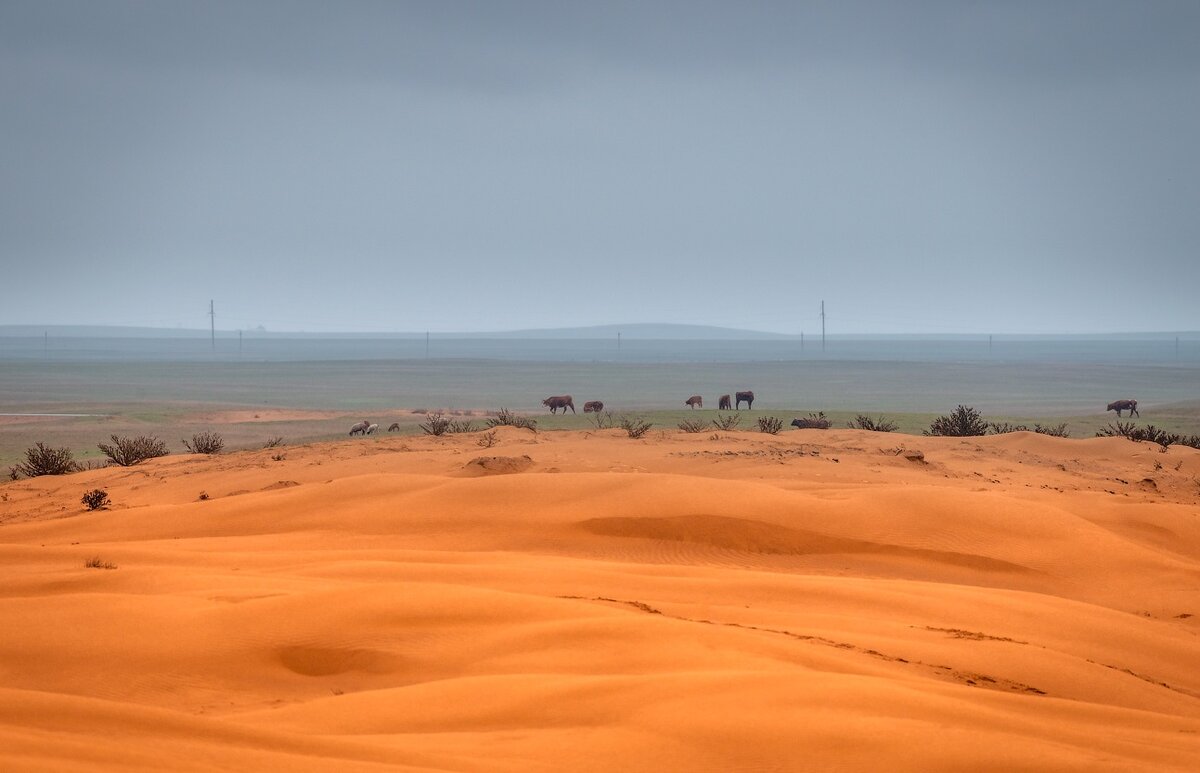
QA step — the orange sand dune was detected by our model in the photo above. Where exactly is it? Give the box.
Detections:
[2,428,1199,771]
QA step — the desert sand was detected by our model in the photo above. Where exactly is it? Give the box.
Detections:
[1,427,1198,771]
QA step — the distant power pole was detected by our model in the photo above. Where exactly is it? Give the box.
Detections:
[238,329,243,356]
[800,331,804,352]
[820,300,826,353]
[989,334,993,354]
[425,331,430,359]
[208,300,215,352]
[617,332,621,355]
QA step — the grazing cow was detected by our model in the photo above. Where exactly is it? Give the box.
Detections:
[349,420,370,436]
[387,422,400,432]
[583,400,604,413]
[365,423,379,435]
[736,390,755,410]
[1107,399,1139,418]
[543,395,576,414]
[719,394,732,411]
[685,395,703,409]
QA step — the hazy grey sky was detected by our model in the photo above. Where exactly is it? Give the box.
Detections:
[2,1,1198,334]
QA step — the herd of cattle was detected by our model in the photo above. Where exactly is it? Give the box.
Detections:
[348,394,1142,434]
[540,390,756,415]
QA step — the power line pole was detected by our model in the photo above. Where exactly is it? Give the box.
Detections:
[425,331,430,359]
[208,300,215,352]
[238,329,243,356]
[800,331,804,352]
[617,332,621,356]
[820,300,826,353]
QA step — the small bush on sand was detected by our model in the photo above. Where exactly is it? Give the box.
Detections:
[757,416,784,434]
[1033,423,1070,438]
[987,422,1029,434]
[926,406,988,437]
[486,408,537,431]
[678,418,708,433]
[84,555,117,570]
[264,436,284,449]
[712,413,741,431]
[619,416,654,439]
[182,431,224,454]
[420,411,453,436]
[97,435,169,466]
[791,412,831,430]
[12,442,78,478]
[477,430,499,448]
[81,488,110,511]
[1097,422,1190,451]
[449,419,478,434]
[589,411,616,430]
[848,414,898,432]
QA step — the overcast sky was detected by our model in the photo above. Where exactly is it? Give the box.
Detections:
[2,1,1197,334]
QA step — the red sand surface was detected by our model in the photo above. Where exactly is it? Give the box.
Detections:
[2,428,1198,771]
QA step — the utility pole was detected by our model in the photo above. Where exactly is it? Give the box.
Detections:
[425,331,430,359]
[800,331,804,352]
[989,334,993,354]
[617,332,621,356]
[238,329,243,357]
[208,300,215,352]
[820,300,826,353]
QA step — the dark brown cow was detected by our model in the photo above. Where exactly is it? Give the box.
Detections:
[583,400,604,413]
[718,394,732,410]
[387,422,400,432]
[685,395,703,409]
[735,390,755,410]
[543,395,576,414]
[1106,399,1139,418]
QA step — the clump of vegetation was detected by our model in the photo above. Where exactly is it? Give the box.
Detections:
[198,491,210,501]
[1096,422,1200,451]
[11,442,79,478]
[182,431,224,454]
[848,414,898,432]
[263,436,284,449]
[422,411,478,435]
[678,418,708,433]
[756,416,784,434]
[619,415,654,439]
[271,452,286,462]
[486,408,537,431]
[477,430,499,448]
[926,405,989,437]
[987,421,1028,434]
[420,411,453,436]
[589,411,616,430]
[712,413,741,431]
[81,488,110,511]
[1033,423,1070,438]
[84,556,117,570]
[98,434,169,466]
[791,412,831,430]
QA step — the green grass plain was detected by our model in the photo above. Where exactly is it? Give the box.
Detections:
[2,358,1198,469]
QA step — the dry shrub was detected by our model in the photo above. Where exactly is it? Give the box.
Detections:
[926,406,988,437]
[589,411,616,430]
[477,430,499,448]
[12,442,78,478]
[1097,422,1197,451]
[98,435,169,466]
[791,412,831,430]
[486,407,537,431]
[81,488,110,510]
[711,413,741,431]
[84,556,117,570]
[182,431,224,454]
[619,415,654,439]
[263,436,284,448]
[848,414,898,432]
[678,418,708,433]
[987,422,1029,434]
[1033,423,1070,438]
[756,416,784,434]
